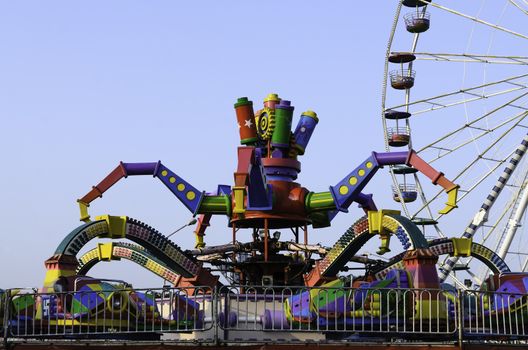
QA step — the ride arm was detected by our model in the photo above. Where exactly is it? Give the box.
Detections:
[405,150,459,214]
[77,162,231,222]
[193,214,211,249]
[305,150,459,219]
[355,192,378,212]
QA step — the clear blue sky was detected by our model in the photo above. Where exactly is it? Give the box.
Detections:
[0,1,526,288]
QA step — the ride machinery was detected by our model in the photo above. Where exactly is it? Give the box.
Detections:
[16,93,528,334]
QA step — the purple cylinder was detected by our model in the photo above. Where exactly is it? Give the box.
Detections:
[373,151,408,166]
[218,311,238,328]
[262,309,289,330]
[122,162,158,175]
[263,166,299,181]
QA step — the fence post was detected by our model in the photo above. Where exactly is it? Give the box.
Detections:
[3,289,11,348]
[457,289,464,349]
[213,286,219,346]
[222,288,229,343]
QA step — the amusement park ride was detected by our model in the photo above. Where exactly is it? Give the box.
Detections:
[59,93,463,290]
[3,0,528,346]
[3,89,525,342]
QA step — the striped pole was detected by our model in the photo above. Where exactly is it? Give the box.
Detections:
[438,133,528,282]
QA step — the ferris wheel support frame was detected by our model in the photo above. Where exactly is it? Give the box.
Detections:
[498,178,528,259]
[438,133,528,282]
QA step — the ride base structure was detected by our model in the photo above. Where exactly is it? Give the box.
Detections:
[3,94,528,349]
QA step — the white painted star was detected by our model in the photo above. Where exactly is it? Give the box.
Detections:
[244,119,253,128]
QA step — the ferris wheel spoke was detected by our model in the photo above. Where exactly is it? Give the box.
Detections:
[388,73,528,115]
[509,0,528,15]
[422,111,528,162]
[417,93,528,153]
[424,1,528,40]
[414,52,528,65]
[449,118,526,183]
[457,160,512,200]
[417,98,528,157]
[478,195,517,247]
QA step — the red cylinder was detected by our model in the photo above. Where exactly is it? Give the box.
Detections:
[234,97,258,145]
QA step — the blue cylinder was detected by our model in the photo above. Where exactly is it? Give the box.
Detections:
[292,110,318,155]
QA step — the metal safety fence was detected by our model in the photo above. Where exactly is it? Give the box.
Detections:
[1,285,528,344]
[464,290,528,339]
[2,286,215,343]
[218,286,458,335]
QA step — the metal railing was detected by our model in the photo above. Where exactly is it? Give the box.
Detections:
[404,11,431,24]
[389,69,416,79]
[218,286,457,337]
[2,284,528,344]
[464,290,528,339]
[4,286,214,342]
[387,127,411,138]
[389,69,416,90]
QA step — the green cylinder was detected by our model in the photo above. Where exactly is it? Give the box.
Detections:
[197,195,231,215]
[271,100,294,148]
[305,191,336,212]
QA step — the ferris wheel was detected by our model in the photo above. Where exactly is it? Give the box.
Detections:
[381,0,528,287]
